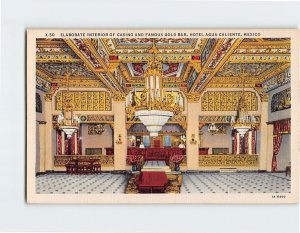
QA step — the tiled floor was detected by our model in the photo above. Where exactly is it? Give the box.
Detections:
[36,173,128,194]
[181,172,291,194]
[36,172,291,194]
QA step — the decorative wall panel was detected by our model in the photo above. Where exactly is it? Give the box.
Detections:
[55,91,111,111]
[271,88,291,112]
[201,91,258,111]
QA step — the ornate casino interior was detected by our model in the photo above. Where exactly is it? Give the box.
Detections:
[35,38,291,194]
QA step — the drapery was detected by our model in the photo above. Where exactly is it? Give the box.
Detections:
[252,129,256,154]
[77,130,81,155]
[56,130,62,155]
[233,131,237,155]
[64,137,69,155]
[244,132,249,154]
[272,119,291,172]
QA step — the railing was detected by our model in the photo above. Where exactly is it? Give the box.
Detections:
[54,155,114,167]
[199,154,258,167]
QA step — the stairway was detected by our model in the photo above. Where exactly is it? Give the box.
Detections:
[141,161,171,173]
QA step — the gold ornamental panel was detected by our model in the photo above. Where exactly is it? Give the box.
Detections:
[201,91,258,111]
[199,155,258,167]
[54,155,114,167]
[55,91,111,111]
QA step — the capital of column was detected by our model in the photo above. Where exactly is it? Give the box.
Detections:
[112,93,126,102]
[186,93,201,103]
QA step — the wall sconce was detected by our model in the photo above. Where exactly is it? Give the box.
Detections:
[115,134,122,144]
[190,134,197,144]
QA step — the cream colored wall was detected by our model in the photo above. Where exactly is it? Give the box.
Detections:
[36,89,46,122]
[276,134,291,171]
[81,124,113,155]
[202,125,232,154]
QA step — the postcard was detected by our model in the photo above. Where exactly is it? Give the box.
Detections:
[27,29,299,203]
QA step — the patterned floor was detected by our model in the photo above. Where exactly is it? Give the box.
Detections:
[36,173,128,194]
[36,172,291,194]
[181,172,291,194]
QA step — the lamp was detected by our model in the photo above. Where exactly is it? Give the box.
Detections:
[57,66,80,139]
[230,64,256,137]
[126,40,184,137]
[208,123,219,135]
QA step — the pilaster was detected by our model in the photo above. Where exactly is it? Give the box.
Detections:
[113,100,127,170]
[44,99,54,171]
[186,102,200,170]
[37,121,46,172]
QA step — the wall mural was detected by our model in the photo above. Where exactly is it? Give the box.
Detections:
[271,88,291,112]
[201,91,258,111]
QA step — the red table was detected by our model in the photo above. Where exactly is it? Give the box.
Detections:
[136,172,168,193]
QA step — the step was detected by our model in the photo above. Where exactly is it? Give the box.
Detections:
[219,168,237,173]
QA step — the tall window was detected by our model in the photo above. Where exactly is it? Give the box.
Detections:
[36,93,42,113]
[143,136,150,148]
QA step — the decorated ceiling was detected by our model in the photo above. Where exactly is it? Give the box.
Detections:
[36,37,291,98]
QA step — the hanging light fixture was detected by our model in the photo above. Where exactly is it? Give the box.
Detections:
[230,64,256,138]
[57,66,80,139]
[208,123,219,135]
[126,40,184,137]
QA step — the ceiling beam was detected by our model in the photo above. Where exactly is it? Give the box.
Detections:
[64,39,121,94]
[189,38,243,94]
[82,39,124,92]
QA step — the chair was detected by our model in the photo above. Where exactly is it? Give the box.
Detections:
[65,161,76,174]
[286,162,291,177]
[93,160,101,173]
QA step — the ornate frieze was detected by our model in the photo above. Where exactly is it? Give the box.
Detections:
[36,76,51,92]
[199,155,258,167]
[271,88,291,112]
[262,68,291,93]
[55,91,111,111]
[201,91,258,111]
[199,115,260,123]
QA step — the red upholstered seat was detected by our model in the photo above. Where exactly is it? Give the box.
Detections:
[136,172,168,193]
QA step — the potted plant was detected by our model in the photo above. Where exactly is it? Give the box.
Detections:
[170,154,184,171]
[127,154,140,172]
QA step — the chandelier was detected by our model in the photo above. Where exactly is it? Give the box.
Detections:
[230,64,256,138]
[208,123,219,135]
[57,66,80,139]
[126,42,183,137]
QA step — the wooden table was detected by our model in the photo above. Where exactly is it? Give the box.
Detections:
[136,172,168,193]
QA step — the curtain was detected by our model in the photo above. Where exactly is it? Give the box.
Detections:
[272,119,291,172]
[244,132,249,154]
[64,138,68,155]
[77,130,81,155]
[233,131,237,155]
[56,130,62,155]
[71,134,76,155]
[252,129,256,154]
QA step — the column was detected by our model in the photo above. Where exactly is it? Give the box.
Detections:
[186,102,200,171]
[44,98,54,171]
[236,133,240,155]
[61,131,65,155]
[259,99,273,171]
[74,132,78,155]
[248,131,252,155]
[38,121,46,172]
[113,99,127,170]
